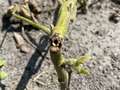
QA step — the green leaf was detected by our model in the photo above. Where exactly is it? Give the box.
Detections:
[0,71,8,80]
[79,67,89,75]
[74,66,89,75]
[0,57,6,67]
[75,54,91,66]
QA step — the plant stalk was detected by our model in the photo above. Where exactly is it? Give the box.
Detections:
[12,13,51,35]
[50,0,77,90]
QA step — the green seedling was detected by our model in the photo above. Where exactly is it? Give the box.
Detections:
[0,71,8,80]
[65,54,91,75]
[0,57,7,80]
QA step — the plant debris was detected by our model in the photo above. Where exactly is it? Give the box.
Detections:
[13,32,31,53]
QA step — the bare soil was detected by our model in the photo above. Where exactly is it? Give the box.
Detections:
[0,0,120,90]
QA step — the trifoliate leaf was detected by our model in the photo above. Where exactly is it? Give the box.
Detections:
[0,71,8,80]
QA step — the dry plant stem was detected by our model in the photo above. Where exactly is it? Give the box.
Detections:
[21,27,38,49]
[13,32,31,53]
[12,13,51,35]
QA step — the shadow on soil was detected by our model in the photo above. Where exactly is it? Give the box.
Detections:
[16,35,50,90]
[0,82,6,90]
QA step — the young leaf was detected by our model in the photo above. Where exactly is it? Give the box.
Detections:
[0,57,6,67]
[75,54,91,66]
[78,67,89,75]
[0,71,8,80]
[74,66,89,75]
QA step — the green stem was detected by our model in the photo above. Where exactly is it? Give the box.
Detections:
[12,13,51,35]
[53,2,69,38]
[50,0,77,90]
[50,50,69,90]
[53,0,77,38]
